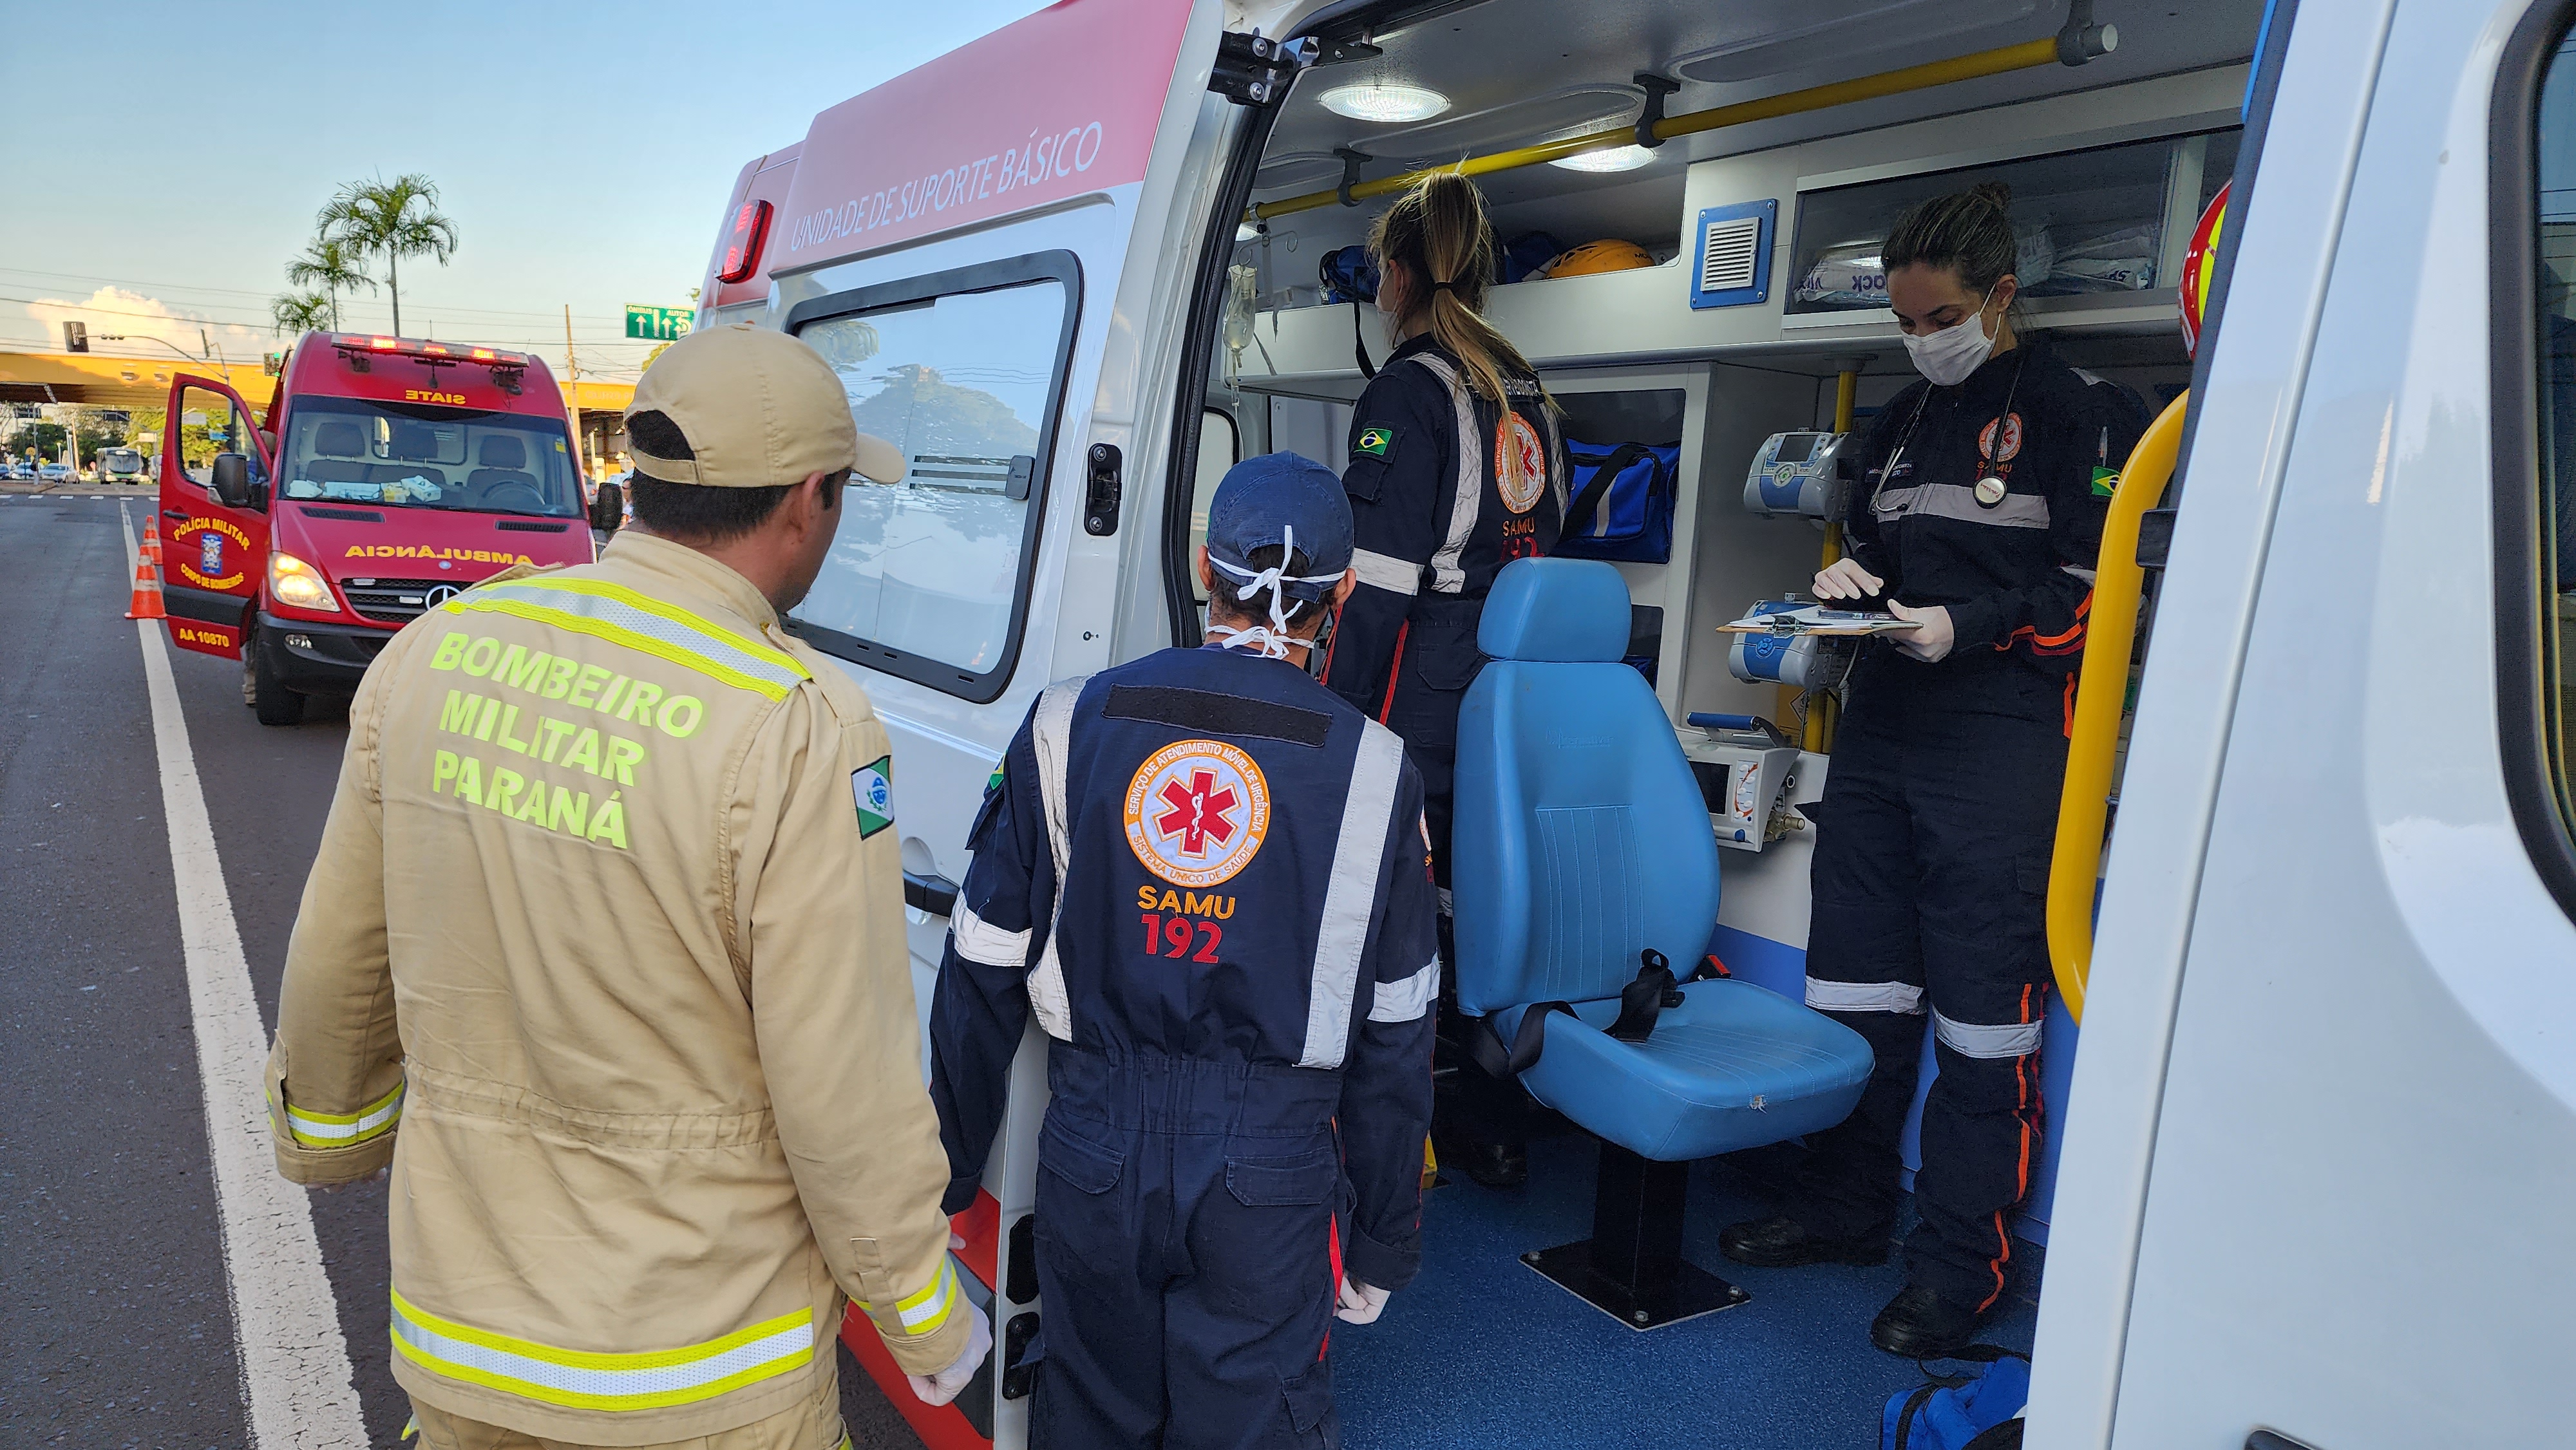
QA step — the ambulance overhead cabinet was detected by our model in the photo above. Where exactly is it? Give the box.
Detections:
[1785,127,2242,319]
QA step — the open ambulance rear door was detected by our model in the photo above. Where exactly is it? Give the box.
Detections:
[694,2,1298,1442]
[2030,0,2576,1444]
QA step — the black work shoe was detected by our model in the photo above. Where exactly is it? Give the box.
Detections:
[1718,1215,1892,1268]
[1454,1140,1528,1189]
[1870,1282,1985,1359]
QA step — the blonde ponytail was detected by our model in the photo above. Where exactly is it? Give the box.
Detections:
[1369,171,1551,496]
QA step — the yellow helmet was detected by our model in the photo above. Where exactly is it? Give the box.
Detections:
[1540,240,1654,279]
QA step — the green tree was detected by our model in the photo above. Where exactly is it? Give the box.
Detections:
[318,173,458,337]
[17,422,66,462]
[271,290,335,337]
[283,235,376,331]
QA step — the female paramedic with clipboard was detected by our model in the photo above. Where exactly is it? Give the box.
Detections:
[1716,182,2150,1358]
[1321,171,1569,1192]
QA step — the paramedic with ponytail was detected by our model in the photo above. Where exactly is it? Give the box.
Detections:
[1321,169,1568,1191]
[929,452,1439,1449]
[1717,182,2150,1357]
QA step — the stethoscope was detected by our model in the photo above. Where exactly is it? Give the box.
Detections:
[1868,351,2029,518]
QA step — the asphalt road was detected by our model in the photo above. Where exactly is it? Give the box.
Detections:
[0,493,925,1449]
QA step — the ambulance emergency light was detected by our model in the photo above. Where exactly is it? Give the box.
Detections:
[1743,429,1852,518]
[327,335,531,393]
[327,334,529,367]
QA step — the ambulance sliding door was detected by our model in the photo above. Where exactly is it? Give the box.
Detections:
[2027,1,2576,1444]
[748,2,1235,1443]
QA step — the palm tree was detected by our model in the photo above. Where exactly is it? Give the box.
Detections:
[283,236,375,332]
[271,291,335,336]
[317,173,459,337]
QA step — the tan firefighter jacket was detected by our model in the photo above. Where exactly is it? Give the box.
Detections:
[264,529,968,1445]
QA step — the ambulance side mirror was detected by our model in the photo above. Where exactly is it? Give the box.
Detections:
[210,453,255,510]
[589,480,624,534]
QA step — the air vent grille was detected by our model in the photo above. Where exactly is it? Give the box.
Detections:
[1700,216,1761,294]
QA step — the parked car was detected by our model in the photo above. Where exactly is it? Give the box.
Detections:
[36,463,73,484]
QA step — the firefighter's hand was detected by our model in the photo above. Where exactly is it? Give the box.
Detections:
[1334,1276,1392,1325]
[315,1167,389,1195]
[1813,558,1884,603]
[1887,601,1955,663]
[906,1307,992,1408]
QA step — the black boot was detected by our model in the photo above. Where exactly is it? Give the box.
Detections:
[1869,1282,1985,1359]
[1454,1140,1527,1189]
[1718,1215,1892,1268]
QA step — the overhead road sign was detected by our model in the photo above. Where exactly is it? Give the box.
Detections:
[625,306,692,341]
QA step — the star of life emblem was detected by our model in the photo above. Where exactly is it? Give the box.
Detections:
[1495,411,1548,514]
[1124,739,1271,888]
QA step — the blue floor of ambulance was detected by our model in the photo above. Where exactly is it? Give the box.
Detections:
[1332,1135,2041,1450]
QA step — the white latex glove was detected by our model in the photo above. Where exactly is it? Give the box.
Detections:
[1812,557,1885,603]
[1886,600,1955,663]
[905,1304,993,1408]
[1334,1276,1391,1326]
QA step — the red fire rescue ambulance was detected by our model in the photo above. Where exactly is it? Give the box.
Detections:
[155,334,597,723]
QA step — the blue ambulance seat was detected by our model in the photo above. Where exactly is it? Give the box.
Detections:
[1490,985,1875,1162]
[1451,559,1873,1324]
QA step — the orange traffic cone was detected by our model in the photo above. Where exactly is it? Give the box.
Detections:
[140,518,164,566]
[126,549,167,621]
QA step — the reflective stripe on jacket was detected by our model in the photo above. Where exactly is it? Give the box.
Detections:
[265,530,967,1444]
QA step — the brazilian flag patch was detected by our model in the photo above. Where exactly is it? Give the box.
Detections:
[2090,466,2121,500]
[1354,422,1397,461]
[853,755,893,839]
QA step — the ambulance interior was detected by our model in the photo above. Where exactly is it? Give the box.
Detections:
[1175,1,2262,1439]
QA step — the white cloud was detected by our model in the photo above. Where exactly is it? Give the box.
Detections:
[19,287,267,363]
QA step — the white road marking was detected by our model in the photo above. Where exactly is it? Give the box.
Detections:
[120,503,368,1449]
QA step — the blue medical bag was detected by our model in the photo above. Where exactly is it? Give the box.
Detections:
[1320,244,1379,304]
[1553,440,1680,564]
[1882,1348,2028,1450]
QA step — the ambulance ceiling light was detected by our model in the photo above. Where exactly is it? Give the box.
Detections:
[1319,81,1449,123]
[1551,145,1657,173]
[1363,84,1642,168]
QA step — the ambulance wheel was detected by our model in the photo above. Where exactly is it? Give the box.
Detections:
[251,637,306,726]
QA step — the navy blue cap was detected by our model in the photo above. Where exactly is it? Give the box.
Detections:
[1204,451,1352,604]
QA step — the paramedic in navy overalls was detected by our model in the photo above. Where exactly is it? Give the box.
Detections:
[1718,182,2150,1358]
[1320,171,1568,1191]
[929,452,1440,1449]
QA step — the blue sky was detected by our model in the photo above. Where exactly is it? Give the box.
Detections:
[0,0,1055,381]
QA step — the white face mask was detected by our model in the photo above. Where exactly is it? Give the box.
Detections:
[1902,294,1997,387]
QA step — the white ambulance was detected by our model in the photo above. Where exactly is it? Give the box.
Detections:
[692,1,2576,1445]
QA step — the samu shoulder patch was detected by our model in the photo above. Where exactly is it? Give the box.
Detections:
[853,755,893,839]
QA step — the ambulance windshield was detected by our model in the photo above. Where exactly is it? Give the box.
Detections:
[275,397,582,518]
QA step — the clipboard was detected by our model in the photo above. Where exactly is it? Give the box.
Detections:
[1716,605,1921,637]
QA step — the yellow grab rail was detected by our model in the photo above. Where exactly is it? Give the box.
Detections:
[2046,390,2188,1024]
[1252,36,2068,223]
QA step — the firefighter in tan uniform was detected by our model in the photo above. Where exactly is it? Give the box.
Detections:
[264,323,990,1449]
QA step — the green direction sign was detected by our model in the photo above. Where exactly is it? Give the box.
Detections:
[625,305,693,342]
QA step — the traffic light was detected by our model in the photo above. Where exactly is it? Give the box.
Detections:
[62,321,88,353]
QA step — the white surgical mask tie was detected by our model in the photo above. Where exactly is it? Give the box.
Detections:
[1206,523,1343,660]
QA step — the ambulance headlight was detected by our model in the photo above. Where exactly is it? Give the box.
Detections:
[269,551,341,612]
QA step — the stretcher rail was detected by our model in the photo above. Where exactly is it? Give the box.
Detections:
[2047,390,2188,1023]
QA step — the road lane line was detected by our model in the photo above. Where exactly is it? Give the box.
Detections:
[121,503,369,1449]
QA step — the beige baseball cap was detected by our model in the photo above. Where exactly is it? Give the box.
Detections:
[624,322,904,487]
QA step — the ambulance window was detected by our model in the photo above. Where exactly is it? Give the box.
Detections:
[173,386,260,487]
[1189,408,1240,606]
[786,255,1078,699]
[2518,23,2576,872]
